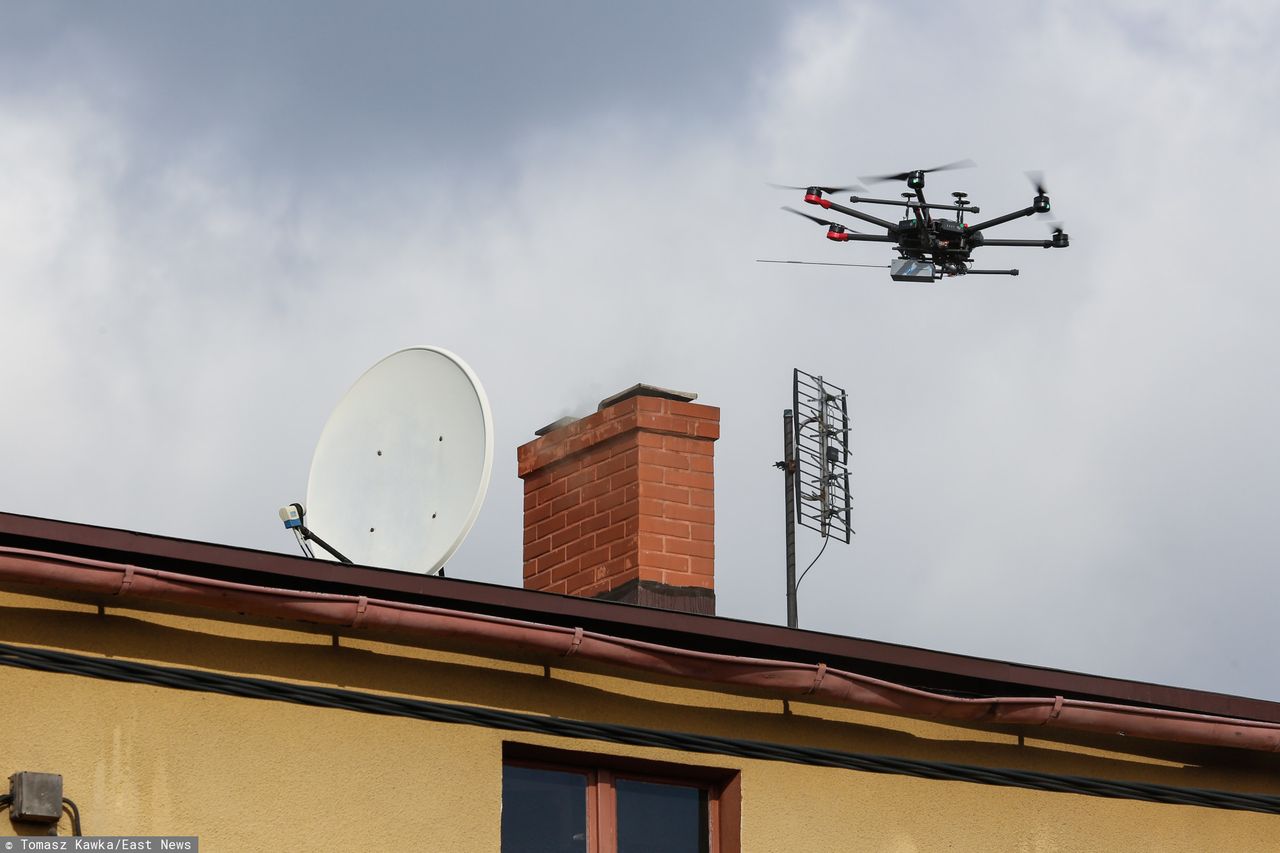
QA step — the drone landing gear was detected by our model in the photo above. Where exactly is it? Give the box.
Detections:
[942,263,1020,277]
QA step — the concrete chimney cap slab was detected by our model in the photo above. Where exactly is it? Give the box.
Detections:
[597,383,698,411]
[534,416,578,437]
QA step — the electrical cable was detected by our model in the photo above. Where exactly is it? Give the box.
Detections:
[62,797,82,836]
[292,528,306,558]
[0,790,80,835]
[795,535,830,589]
[292,527,314,559]
[2,641,1278,815]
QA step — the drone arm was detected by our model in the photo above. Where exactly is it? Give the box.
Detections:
[839,233,898,243]
[850,196,979,214]
[811,198,900,233]
[914,187,932,226]
[980,238,1054,248]
[965,268,1020,276]
[966,205,1036,233]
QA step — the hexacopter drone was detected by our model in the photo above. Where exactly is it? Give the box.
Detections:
[766,160,1069,281]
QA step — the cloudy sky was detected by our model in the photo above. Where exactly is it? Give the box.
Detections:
[4,1,1279,701]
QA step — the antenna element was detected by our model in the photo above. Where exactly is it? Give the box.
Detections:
[777,368,853,628]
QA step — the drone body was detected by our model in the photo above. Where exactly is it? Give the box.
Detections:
[770,162,1069,281]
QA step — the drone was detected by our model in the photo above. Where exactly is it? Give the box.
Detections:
[765,160,1069,282]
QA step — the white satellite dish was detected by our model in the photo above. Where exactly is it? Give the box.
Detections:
[302,346,494,575]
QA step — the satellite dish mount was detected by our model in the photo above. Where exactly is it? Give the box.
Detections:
[279,502,352,564]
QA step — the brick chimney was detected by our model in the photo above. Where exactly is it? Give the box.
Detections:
[517,384,719,614]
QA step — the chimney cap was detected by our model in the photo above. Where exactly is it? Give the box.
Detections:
[598,383,698,411]
[534,416,579,437]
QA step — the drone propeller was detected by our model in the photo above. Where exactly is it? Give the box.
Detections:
[1044,220,1069,247]
[769,181,868,194]
[1026,170,1050,196]
[860,159,976,185]
[780,205,860,232]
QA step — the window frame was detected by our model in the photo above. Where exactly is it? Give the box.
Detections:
[502,742,741,853]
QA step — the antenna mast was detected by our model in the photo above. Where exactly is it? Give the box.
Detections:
[777,368,853,628]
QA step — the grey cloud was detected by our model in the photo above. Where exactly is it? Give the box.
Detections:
[3,1,1279,703]
[0,1,790,183]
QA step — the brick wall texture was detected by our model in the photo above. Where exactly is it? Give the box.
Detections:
[516,393,719,599]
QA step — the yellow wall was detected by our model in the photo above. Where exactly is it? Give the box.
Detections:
[2,589,1278,851]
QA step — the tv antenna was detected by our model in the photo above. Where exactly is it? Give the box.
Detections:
[775,368,853,628]
[280,346,494,576]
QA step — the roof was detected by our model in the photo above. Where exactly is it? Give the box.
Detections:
[2,510,1278,725]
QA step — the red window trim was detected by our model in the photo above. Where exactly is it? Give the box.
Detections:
[503,742,741,853]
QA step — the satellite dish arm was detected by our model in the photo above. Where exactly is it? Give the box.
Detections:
[298,524,353,564]
[280,503,353,564]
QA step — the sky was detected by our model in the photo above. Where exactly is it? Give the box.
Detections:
[3,0,1279,701]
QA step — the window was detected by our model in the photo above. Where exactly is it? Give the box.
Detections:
[502,743,740,853]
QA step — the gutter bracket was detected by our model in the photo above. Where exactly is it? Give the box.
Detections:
[351,596,370,629]
[809,662,827,695]
[563,627,584,658]
[117,564,135,596]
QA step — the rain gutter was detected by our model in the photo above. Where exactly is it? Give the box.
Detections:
[2,545,1278,754]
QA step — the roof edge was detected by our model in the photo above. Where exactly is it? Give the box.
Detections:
[1,510,1278,724]
[3,543,1279,754]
